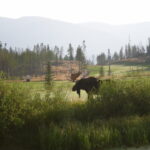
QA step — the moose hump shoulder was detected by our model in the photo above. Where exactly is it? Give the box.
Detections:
[72,77,100,98]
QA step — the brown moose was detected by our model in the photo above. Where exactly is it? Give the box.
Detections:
[72,77,100,98]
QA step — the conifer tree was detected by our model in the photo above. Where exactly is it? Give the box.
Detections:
[99,65,104,77]
[108,49,111,76]
[45,61,53,89]
[67,43,74,60]
[119,47,124,60]
[76,45,86,71]
[147,38,150,56]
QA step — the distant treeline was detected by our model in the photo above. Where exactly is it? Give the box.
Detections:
[1,38,150,77]
[0,42,87,77]
[97,38,150,65]
[0,43,54,77]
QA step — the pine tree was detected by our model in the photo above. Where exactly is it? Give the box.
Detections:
[97,53,106,65]
[108,49,111,76]
[45,61,53,89]
[113,52,119,61]
[147,38,150,56]
[119,47,124,60]
[76,45,86,71]
[99,65,104,77]
[67,43,74,60]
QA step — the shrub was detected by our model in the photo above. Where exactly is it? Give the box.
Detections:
[88,79,150,119]
[0,81,30,145]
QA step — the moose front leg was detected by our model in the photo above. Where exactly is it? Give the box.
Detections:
[77,89,81,98]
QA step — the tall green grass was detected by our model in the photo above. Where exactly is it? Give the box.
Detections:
[38,116,150,150]
[1,78,150,149]
[98,79,150,117]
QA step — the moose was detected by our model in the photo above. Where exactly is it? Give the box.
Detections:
[72,77,100,98]
[71,71,81,82]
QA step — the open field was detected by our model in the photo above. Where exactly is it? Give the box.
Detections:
[16,64,150,94]
[13,81,88,101]
[5,64,150,102]
[20,64,150,82]
[87,64,149,77]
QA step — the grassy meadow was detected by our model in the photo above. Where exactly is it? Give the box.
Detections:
[88,64,150,77]
[17,81,88,101]
[16,64,150,96]
[1,64,150,150]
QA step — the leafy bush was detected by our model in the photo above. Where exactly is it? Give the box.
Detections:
[85,79,150,119]
[0,81,30,145]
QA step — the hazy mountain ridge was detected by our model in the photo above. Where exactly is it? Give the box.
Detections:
[0,16,150,56]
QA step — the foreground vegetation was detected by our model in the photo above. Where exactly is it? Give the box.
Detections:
[1,77,150,150]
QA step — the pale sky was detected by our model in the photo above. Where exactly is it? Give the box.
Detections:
[1,0,150,24]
